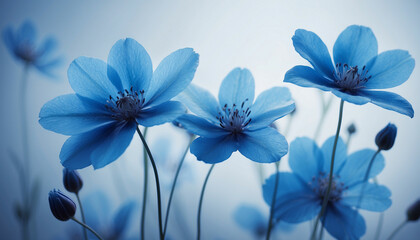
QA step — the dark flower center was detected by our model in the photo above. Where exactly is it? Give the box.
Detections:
[16,42,37,63]
[106,87,145,121]
[216,99,251,134]
[334,63,371,90]
[309,172,347,202]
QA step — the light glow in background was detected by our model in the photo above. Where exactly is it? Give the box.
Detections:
[1,0,419,239]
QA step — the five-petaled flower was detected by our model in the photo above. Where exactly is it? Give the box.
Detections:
[263,137,392,240]
[176,68,295,164]
[284,25,415,117]
[39,38,199,169]
[2,20,63,77]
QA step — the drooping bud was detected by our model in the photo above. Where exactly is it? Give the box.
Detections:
[48,189,76,221]
[347,123,356,135]
[375,123,397,151]
[63,168,83,194]
[407,199,420,221]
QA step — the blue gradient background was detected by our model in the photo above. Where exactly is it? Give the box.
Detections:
[1,0,419,239]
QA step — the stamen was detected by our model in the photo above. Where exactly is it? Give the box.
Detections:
[334,63,371,90]
[216,100,252,134]
[105,87,145,121]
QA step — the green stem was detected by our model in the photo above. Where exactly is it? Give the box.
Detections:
[311,99,344,240]
[163,135,194,237]
[266,162,280,240]
[387,220,407,240]
[374,212,385,240]
[140,127,149,240]
[76,193,88,240]
[136,126,164,240]
[197,164,215,240]
[71,217,104,240]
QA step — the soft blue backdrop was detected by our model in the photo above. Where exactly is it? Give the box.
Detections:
[1,0,419,239]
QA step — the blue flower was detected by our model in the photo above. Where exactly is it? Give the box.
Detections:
[2,20,63,77]
[39,38,199,169]
[263,137,392,240]
[176,68,295,164]
[284,25,415,117]
[233,204,294,239]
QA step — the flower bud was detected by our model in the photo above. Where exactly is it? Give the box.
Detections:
[63,168,83,194]
[375,123,397,150]
[407,199,420,221]
[347,123,356,135]
[48,189,76,221]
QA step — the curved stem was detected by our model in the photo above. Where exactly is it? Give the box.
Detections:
[140,127,149,240]
[266,162,280,240]
[20,64,30,240]
[387,220,407,240]
[314,94,334,142]
[163,135,194,237]
[374,212,385,240]
[355,148,381,210]
[197,164,215,240]
[71,217,104,240]
[311,99,344,240]
[75,193,88,240]
[136,126,164,240]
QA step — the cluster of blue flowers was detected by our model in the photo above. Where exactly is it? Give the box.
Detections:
[4,20,419,240]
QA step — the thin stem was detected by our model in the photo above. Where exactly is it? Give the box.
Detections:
[140,127,149,240]
[163,135,194,237]
[76,193,88,240]
[311,99,344,240]
[374,212,385,240]
[346,133,353,149]
[136,126,164,240]
[197,164,215,240]
[266,162,280,240]
[387,220,407,240]
[355,149,381,210]
[71,217,104,240]
[314,94,334,142]
[20,64,30,240]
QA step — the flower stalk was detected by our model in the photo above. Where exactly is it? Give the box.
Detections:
[140,127,149,240]
[197,164,215,240]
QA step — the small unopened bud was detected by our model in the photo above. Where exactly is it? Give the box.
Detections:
[407,199,420,221]
[48,189,76,221]
[63,168,83,194]
[375,123,397,151]
[347,123,356,135]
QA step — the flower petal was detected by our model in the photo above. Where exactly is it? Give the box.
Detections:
[338,149,385,187]
[176,114,229,138]
[284,65,336,91]
[292,29,335,79]
[323,203,366,240]
[145,48,199,107]
[263,173,319,223]
[36,36,58,59]
[365,50,415,89]
[358,90,414,118]
[2,26,17,55]
[248,87,295,130]
[68,57,119,103]
[288,137,324,182]
[238,127,288,163]
[177,84,220,123]
[60,121,136,170]
[112,201,136,237]
[137,101,186,127]
[190,135,237,164]
[341,183,392,212]
[321,136,347,174]
[18,20,36,44]
[331,89,370,105]
[218,68,255,109]
[39,94,113,135]
[233,205,265,233]
[34,57,64,78]
[333,25,378,67]
[107,38,153,93]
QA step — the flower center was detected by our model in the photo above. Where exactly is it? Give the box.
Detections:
[105,87,145,121]
[16,42,37,63]
[334,63,371,90]
[309,172,347,202]
[216,99,251,134]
